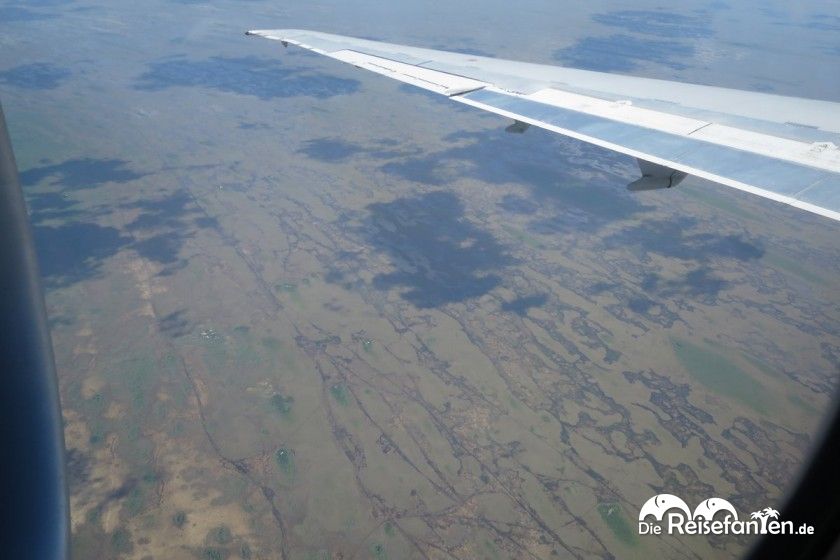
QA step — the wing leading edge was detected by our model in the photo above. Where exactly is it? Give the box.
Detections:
[247,29,840,222]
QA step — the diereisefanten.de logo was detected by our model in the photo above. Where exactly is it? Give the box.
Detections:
[637,494,814,536]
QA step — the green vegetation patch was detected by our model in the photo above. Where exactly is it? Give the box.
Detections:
[788,393,819,415]
[371,542,387,560]
[111,527,134,554]
[275,447,295,477]
[597,503,637,546]
[211,525,233,545]
[86,505,102,525]
[671,337,771,415]
[384,521,395,537]
[124,483,146,517]
[141,468,160,484]
[89,425,106,446]
[270,393,294,417]
[330,383,349,406]
[203,547,229,560]
[172,511,188,528]
[483,539,502,560]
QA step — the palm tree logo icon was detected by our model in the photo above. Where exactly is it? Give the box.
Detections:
[750,507,780,533]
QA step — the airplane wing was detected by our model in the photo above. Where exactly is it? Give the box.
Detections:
[247,29,840,222]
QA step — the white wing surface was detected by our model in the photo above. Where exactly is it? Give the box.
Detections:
[247,29,840,222]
